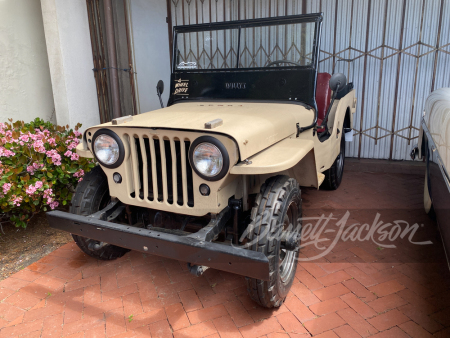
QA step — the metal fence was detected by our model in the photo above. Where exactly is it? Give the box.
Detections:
[169,0,450,159]
[86,0,138,123]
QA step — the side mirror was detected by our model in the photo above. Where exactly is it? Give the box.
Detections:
[156,80,164,95]
[156,80,164,108]
[329,73,347,92]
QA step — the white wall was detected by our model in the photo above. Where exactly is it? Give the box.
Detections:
[0,0,55,123]
[130,0,171,114]
[41,0,100,131]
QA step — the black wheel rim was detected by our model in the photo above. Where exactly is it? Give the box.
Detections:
[279,200,299,283]
[337,136,345,179]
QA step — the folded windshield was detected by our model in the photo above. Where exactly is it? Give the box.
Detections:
[175,20,317,71]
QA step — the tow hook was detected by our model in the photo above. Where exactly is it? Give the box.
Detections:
[187,263,209,277]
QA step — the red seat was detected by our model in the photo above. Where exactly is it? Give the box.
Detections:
[316,73,332,129]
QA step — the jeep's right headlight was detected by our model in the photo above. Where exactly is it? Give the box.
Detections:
[92,129,125,169]
[189,136,230,181]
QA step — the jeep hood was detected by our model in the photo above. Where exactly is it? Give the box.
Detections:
[96,102,314,160]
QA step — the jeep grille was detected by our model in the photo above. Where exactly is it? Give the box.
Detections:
[126,133,194,207]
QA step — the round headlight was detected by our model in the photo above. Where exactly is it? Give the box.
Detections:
[193,143,223,177]
[92,129,125,169]
[189,136,230,181]
[94,134,120,165]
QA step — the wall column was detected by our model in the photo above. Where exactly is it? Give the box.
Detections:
[40,0,100,131]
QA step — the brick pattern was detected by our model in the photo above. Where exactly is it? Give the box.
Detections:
[1,172,450,337]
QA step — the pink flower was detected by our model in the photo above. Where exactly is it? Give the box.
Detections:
[78,178,83,182]
[27,165,35,174]
[0,147,15,157]
[33,140,46,153]
[74,130,82,137]
[12,196,22,207]
[67,143,75,150]
[19,134,29,142]
[35,181,43,189]
[47,138,56,146]
[49,201,59,210]
[46,150,62,165]
[70,153,79,161]
[33,163,43,170]
[26,185,37,196]
[64,150,72,157]
[74,169,84,178]
[43,188,53,199]
[3,183,11,194]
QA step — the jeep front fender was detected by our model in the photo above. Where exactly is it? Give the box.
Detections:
[230,138,318,188]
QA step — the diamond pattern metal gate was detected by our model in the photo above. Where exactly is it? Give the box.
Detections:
[168,0,450,160]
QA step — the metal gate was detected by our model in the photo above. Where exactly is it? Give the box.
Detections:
[86,0,138,123]
[168,0,450,160]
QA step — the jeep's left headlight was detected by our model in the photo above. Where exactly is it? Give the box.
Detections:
[92,129,125,169]
[189,136,229,181]
[193,143,223,177]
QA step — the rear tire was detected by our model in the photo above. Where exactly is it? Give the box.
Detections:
[70,166,129,260]
[244,175,302,308]
[323,131,345,190]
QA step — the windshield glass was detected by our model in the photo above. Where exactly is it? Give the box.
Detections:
[175,21,316,71]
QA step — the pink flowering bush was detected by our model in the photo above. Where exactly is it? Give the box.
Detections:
[0,118,95,228]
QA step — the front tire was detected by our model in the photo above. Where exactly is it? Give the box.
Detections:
[323,131,346,190]
[244,175,302,308]
[70,166,129,260]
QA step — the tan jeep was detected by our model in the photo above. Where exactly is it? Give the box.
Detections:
[47,13,356,308]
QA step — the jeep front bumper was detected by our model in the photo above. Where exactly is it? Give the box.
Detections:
[46,210,270,280]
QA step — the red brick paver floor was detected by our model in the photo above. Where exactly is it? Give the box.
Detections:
[1,167,450,337]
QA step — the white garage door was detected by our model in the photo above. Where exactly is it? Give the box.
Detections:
[169,0,450,160]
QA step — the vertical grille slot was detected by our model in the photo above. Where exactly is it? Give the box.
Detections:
[143,137,154,201]
[164,139,174,204]
[185,140,194,207]
[153,138,164,202]
[129,135,141,199]
[134,137,144,199]
[174,139,184,205]
[127,132,194,208]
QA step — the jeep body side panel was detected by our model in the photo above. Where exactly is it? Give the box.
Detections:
[298,90,356,173]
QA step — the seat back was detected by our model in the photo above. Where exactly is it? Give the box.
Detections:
[316,72,332,123]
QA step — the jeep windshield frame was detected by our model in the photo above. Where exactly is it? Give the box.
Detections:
[168,13,323,111]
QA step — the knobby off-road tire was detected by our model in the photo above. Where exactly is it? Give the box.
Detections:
[244,175,302,308]
[70,166,129,260]
[323,131,346,190]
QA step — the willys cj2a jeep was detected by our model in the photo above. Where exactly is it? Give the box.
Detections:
[47,13,356,308]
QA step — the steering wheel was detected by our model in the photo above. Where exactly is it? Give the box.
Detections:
[266,60,302,67]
